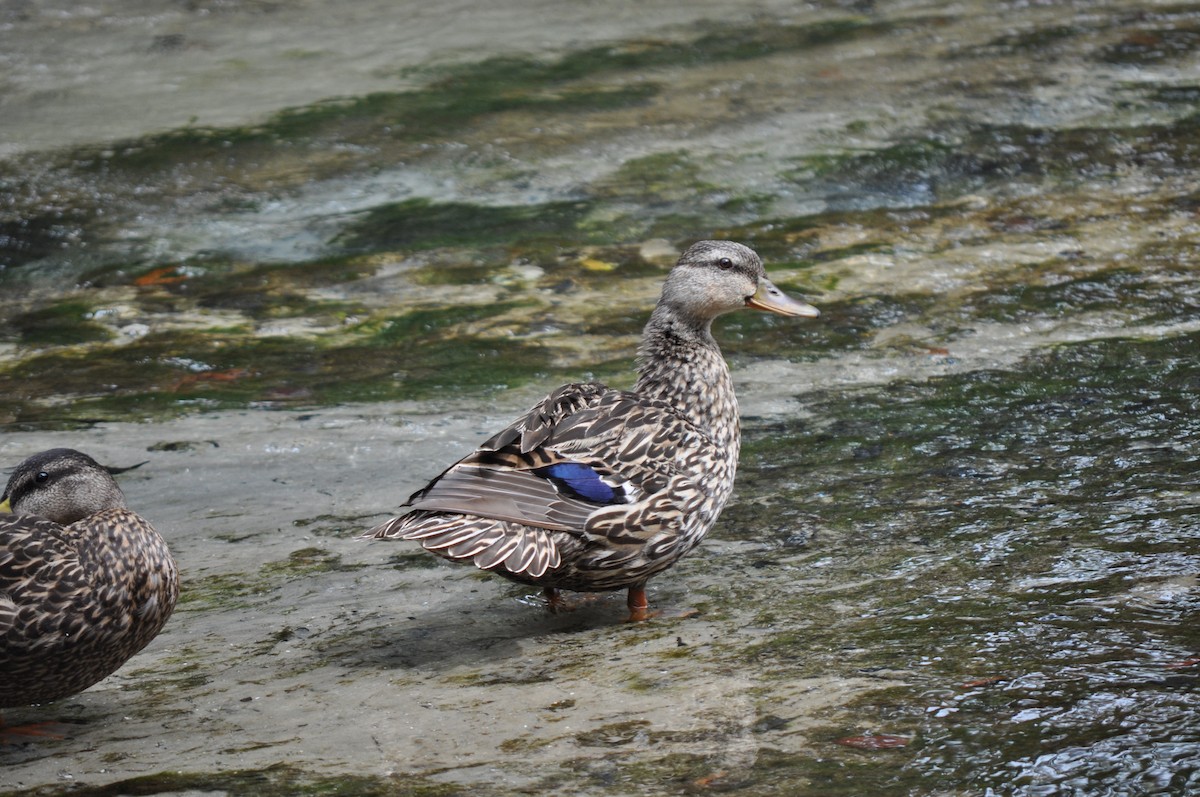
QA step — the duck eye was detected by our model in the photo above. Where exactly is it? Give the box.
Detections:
[717,257,734,270]
[35,471,49,484]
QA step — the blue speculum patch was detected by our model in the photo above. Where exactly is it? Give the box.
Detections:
[534,463,618,503]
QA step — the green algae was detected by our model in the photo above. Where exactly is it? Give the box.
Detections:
[786,113,1200,208]
[1097,25,1200,65]
[260,547,362,578]
[1152,84,1200,106]
[0,208,95,273]
[497,735,555,755]
[978,25,1083,55]
[0,762,457,797]
[2,299,114,346]
[121,660,213,699]
[385,550,449,571]
[704,745,908,797]
[592,151,714,204]
[964,118,1200,181]
[337,199,598,253]
[179,559,318,613]
[963,261,1200,324]
[364,303,525,345]
[553,742,919,796]
[2,167,1195,431]
[267,78,658,146]
[573,720,652,748]
[177,572,274,613]
[408,258,509,287]
[1,9,1196,438]
[0,308,559,429]
[179,551,360,614]
[0,14,899,294]
[31,15,888,203]
[366,334,554,396]
[292,513,381,538]
[442,666,555,688]
[796,138,965,198]
[82,254,377,322]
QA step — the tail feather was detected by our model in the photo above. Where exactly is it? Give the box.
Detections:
[363,515,408,539]
[375,511,562,579]
[419,524,498,551]
[503,530,540,574]
[473,534,521,570]
[443,532,503,560]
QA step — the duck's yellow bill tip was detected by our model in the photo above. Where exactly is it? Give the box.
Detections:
[0,498,11,514]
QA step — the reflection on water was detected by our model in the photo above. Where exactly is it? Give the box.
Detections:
[734,332,1200,794]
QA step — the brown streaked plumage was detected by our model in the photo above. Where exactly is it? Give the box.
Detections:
[365,240,819,620]
[0,448,179,707]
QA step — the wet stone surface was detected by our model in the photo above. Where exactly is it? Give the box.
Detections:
[2,1,1200,795]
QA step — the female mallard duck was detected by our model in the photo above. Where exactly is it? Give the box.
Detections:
[365,240,818,620]
[0,448,179,709]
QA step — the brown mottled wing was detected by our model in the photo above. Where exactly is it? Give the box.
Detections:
[476,382,612,455]
[391,383,612,535]
[0,516,92,648]
[406,466,596,532]
[399,382,708,537]
[534,391,700,496]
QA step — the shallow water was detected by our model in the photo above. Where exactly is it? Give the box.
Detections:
[2,1,1199,795]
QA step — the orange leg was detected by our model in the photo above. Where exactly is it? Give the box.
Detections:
[543,586,570,613]
[626,584,652,622]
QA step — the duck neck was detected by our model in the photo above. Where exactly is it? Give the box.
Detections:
[634,303,740,447]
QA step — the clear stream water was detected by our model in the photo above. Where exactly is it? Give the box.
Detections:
[1,1,1198,795]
